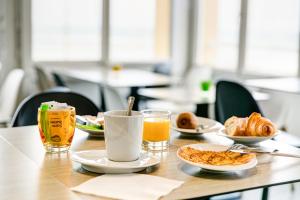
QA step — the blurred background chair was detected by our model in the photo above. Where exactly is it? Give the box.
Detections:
[35,66,56,91]
[215,80,268,200]
[10,91,101,127]
[0,69,24,126]
[102,84,127,111]
[52,73,67,87]
[215,80,262,124]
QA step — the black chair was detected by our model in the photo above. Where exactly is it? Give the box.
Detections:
[11,91,101,127]
[215,80,262,124]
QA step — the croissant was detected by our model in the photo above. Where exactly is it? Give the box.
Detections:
[224,116,248,136]
[245,112,277,136]
[224,112,277,137]
[176,112,198,129]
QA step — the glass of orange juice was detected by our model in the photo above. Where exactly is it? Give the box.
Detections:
[142,110,171,150]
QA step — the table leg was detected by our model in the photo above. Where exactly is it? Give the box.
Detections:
[99,85,106,111]
[262,187,269,200]
[196,103,209,118]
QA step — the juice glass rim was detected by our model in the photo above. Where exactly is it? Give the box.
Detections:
[141,109,171,118]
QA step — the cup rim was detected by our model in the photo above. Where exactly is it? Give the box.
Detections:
[38,106,75,111]
[104,110,143,118]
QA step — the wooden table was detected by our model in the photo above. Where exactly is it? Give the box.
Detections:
[41,65,172,111]
[2,126,300,199]
[245,78,300,94]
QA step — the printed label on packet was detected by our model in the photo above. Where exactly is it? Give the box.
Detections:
[47,110,70,144]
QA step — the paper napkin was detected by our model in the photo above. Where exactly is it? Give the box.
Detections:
[71,174,184,200]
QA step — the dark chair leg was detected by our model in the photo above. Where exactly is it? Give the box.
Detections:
[196,103,209,118]
[262,187,269,200]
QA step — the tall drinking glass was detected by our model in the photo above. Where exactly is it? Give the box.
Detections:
[142,110,171,150]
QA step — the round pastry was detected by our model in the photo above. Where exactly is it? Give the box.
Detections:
[176,112,198,129]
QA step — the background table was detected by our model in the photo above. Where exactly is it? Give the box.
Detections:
[138,87,269,104]
[138,87,270,117]
[2,126,300,199]
[41,65,173,110]
[245,78,300,94]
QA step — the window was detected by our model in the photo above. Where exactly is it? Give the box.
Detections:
[32,0,102,61]
[110,0,170,62]
[196,0,241,71]
[31,0,170,63]
[244,0,299,76]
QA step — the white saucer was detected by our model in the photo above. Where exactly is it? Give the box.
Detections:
[218,129,281,144]
[177,143,257,172]
[171,115,223,136]
[71,150,160,174]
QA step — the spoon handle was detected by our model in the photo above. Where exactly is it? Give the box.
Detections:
[127,96,135,116]
[269,152,300,158]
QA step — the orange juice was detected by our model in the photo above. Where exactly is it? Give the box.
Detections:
[143,118,170,142]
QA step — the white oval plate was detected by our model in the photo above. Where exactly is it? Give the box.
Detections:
[177,143,257,172]
[71,150,160,174]
[76,126,104,138]
[218,129,280,144]
[171,115,223,136]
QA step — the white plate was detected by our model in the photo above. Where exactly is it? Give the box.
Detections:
[71,150,160,174]
[218,129,280,144]
[171,115,223,136]
[177,143,257,172]
[76,126,104,138]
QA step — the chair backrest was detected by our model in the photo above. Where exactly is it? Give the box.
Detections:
[103,85,127,110]
[215,80,262,124]
[153,63,171,76]
[35,66,55,91]
[52,73,67,87]
[0,69,24,120]
[11,91,100,127]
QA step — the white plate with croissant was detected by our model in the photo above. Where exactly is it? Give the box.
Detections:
[171,112,223,136]
[219,112,280,144]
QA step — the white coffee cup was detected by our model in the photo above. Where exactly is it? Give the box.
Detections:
[104,110,144,162]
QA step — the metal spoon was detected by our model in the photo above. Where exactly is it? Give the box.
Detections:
[127,96,135,116]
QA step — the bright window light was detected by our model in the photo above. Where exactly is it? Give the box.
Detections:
[196,0,241,71]
[110,0,170,62]
[32,0,102,61]
[244,0,299,76]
